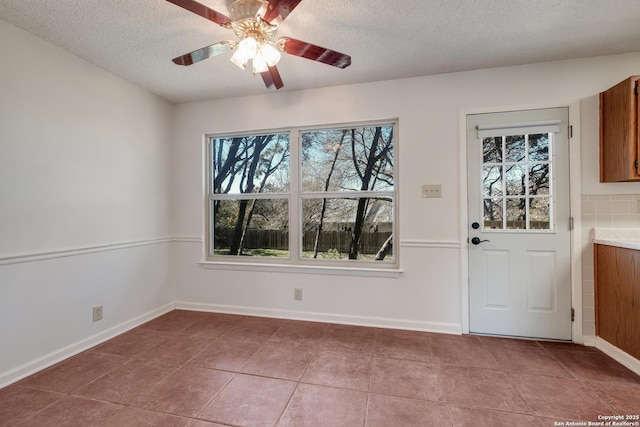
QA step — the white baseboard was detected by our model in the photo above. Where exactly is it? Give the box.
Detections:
[174,301,462,335]
[595,337,640,376]
[582,335,597,346]
[0,302,174,388]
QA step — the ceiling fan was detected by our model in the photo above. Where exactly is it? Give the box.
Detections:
[166,0,352,90]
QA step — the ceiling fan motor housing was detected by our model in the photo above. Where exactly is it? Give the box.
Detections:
[229,0,264,22]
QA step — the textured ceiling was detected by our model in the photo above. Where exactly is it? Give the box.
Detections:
[2,0,640,103]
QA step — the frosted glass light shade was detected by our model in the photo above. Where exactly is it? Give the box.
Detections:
[230,37,258,70]
[260,43,281,67]
[252,51,268,73]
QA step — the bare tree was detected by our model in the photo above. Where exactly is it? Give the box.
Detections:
[237,140,289,254]
[348,126,393,260]
[312,130,347,258]
[375,234,393,260]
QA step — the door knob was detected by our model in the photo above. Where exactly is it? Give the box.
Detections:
[471,237,490,245]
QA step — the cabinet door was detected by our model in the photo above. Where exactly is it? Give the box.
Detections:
[637,78,640,184]
[595,244,638,357]
[599,76,640,182]
[634,248,640,359]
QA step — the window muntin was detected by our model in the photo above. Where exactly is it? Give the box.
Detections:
[206,121,397,266]
[482,133,553,231]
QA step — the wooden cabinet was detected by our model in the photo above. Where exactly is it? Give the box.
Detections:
[599,75,640,182]
[595,244,640,359]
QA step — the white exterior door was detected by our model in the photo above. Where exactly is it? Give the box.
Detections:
[467,107,572,340]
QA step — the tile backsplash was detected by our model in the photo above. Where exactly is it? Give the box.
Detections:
[581,194,640,337]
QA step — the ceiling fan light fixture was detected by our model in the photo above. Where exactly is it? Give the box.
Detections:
[168,0,351,90]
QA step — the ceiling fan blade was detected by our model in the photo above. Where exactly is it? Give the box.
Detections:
[166,0,231,26]
[278,37,351,69]
[259,0,302,25]
[172,41,235,66]
[261,65,284,89]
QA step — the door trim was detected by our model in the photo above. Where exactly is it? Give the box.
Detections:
[459,101,584,343]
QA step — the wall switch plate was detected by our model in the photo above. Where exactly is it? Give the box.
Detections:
[294,288,302,301]
[422,184,442,198]
[92,305,103,322]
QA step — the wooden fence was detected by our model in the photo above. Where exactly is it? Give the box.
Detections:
[484,220,550,230]
[215,228,392,255]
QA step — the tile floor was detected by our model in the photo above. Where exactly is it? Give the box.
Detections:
[2,310,640,426]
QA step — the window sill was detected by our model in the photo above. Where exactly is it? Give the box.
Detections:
[198,260,404,278]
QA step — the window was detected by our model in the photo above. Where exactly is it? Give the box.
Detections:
[206,121,397,268]
[481,132,552,231]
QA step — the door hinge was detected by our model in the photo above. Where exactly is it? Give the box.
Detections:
[634,84,638,96]
[569,217,574,231]
[635,159,639,171]
[571,308,575,322]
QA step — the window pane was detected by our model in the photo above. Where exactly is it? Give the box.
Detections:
[529,163,550,195]
[211,133,290,195]
[530,197,551,229]
[483,137,502,163]
[505,135,526,162]
[300,197,394,261]
[484,198,503,229]
[505,165,526,196]
[529,134,550,161]
[506,198,526,229]
[482,166,503,197]
[301,125,394,192]
[211,199,289,257]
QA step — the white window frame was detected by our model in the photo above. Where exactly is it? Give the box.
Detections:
[202,119,400,275]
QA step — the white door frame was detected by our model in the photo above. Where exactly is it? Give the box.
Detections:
[459,101,584,343]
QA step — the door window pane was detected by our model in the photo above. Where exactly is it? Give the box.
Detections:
[506,198,526,229]
[529,164,550,195]
[505,165,526,196]
[530,198,551,230]
[484,198,503,229]
[528,134,550,161]
[482,166,503,197]
[505,135,526,162]
[483,137,502,163]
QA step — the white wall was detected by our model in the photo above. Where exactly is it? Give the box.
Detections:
[0,19,175,386]
[2,12,640,387]
[172,52,640,333]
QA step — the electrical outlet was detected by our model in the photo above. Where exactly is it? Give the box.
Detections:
[92,305,103,322]
[294,288,302,301]
[422,184,442,198]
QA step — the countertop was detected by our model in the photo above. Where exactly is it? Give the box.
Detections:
[593,228,640,251]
